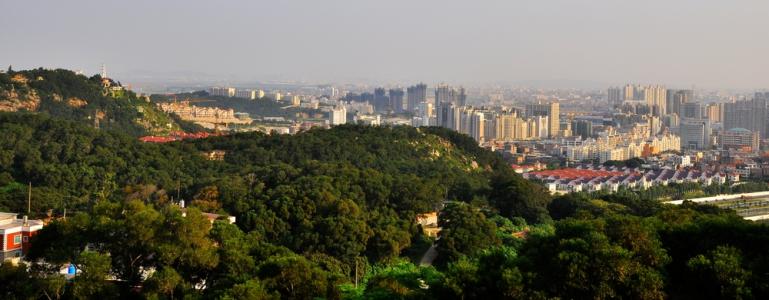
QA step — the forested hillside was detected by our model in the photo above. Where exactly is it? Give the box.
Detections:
[0,68,198,136]
[1,113,768,299]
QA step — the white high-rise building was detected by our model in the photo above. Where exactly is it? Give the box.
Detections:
[210,87,236,97]
[419,102,434,118]
[534,116,549,139]
[236,89,256,100]
[330,106,347,125]
[287,95,301,107]
[469,111,485,142]
[644,85,667,116]
[494,112,517,141]
[330,87,340,99]
[624,84,636,100]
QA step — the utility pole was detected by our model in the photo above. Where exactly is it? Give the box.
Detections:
[27,182,31,214]
[177,179,181,202]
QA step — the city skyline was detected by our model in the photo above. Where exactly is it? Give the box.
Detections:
[2,0,769,89]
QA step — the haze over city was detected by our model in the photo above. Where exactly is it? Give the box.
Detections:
[2,0,769,88]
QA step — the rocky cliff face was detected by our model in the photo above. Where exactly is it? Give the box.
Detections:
[0,87,41,112]
[66,97,88,108]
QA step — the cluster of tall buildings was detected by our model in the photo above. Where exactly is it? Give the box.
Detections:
[434,85,468,128]
[347,84,428,114]
[608,84,668,116]
[608,85,699,118]
[341,82,566,143]
[608,85,723,150]
[524,102,560,138]
[429,101,562,143]
[673,92,769,153]
[343,83,464,116]
[607,84,769,154]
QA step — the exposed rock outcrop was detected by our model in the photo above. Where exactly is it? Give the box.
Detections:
[0,88,40,112]
[67,97,88,108]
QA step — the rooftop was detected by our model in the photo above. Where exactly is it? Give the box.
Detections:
[0,213,44,231]
[728,128,752,133]
[529,168,627,180]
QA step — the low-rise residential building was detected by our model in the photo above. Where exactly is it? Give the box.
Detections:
[525,166,735,194]
[1,212,44,261]
[565,133,680,163]
[416,212,441,237]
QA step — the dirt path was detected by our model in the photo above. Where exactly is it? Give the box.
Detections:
[419,244,438,266]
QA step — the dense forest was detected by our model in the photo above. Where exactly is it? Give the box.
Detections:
[1,113,768,299]
[1,69,769,299]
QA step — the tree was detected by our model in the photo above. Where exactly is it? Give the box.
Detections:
[310,198,373,263]
[442,247,525,299]
[488,170,552,223]
[26,213,93,264]
[144,267,184,299]
[441,257,480,299]
[257,254,339,299]
[208,221,258,283]
[365,212,413,262]
[36,273,67,300]
[157,206,220,286]
[221,279,279,300]
[0,263,37,299]
[71,251,117,299]
[104,200,164,284]
[520,218,667,299]
[548,193,589,220]
[192,185,222,213]
[436,202,500,264]
[686,246,752,299]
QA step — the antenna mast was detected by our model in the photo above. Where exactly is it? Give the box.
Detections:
[100,64,107,79]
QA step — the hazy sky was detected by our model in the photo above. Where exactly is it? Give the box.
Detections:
[2,0,768,88]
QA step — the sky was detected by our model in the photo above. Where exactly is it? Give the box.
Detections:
[2,0,769,89]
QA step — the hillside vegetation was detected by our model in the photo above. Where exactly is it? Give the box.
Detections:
[0,68,197,136]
